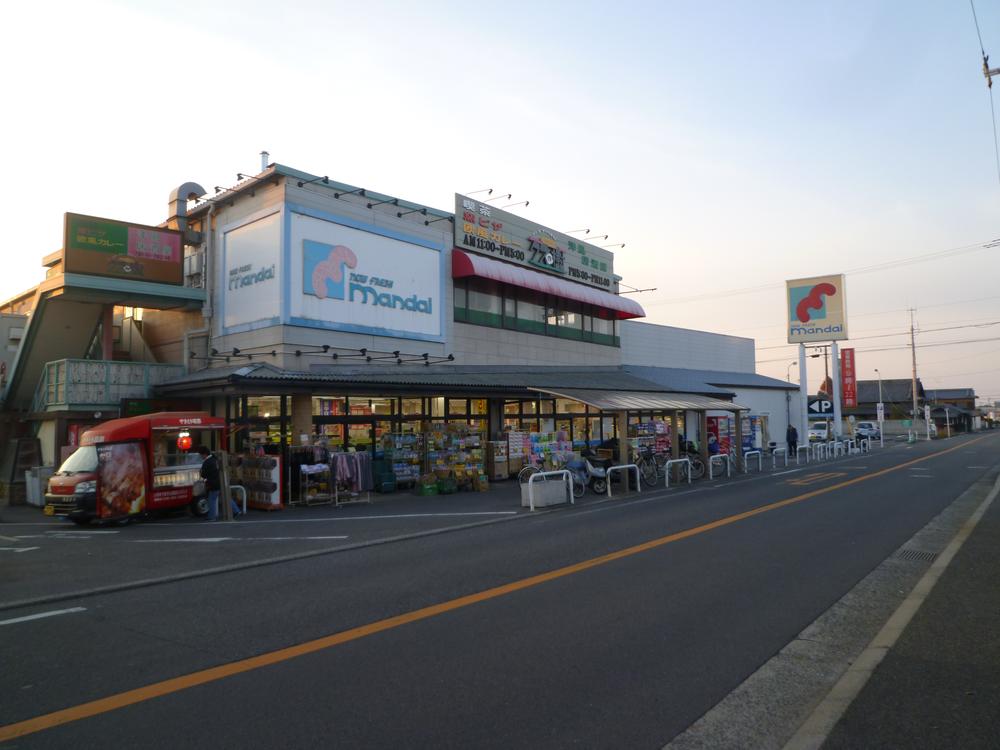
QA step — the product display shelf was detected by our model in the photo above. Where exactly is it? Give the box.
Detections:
[229,454,283,510]
[526,431,576,470]
[425,422,486,488]
[381,433,424,487]
[298,464,334,506]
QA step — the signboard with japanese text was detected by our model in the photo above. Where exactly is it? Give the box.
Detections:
[64,213,183,285]
[841,347,857,407]
[453,194,615,290]
[786,274,848,343]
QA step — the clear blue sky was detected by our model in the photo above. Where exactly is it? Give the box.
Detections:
[2,1,999,401]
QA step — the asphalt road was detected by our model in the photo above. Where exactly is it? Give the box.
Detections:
[1,432,997,748]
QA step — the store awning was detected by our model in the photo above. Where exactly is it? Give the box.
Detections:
[530,387,749,412]
[452,249,645,319]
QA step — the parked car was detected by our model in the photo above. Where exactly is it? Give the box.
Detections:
[854,421,880,440]
[808,421,829,442]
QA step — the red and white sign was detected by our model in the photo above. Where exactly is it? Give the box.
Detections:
[841,348,857,407]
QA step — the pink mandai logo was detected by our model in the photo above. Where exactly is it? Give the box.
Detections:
[309,244,357,300]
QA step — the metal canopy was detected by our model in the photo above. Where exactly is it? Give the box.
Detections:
[530,387,749,412]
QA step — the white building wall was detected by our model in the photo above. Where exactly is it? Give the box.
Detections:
[712,387,801,450]
[620,320,755,373]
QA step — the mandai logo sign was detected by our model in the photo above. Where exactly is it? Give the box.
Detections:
[786,274,848,343]
[303,240,432,314]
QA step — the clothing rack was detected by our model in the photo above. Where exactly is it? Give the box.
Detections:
[330,451,373,506]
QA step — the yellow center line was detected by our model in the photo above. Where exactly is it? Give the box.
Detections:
[0,435,990,742]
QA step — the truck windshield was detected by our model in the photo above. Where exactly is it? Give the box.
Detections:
[57,446,99,474]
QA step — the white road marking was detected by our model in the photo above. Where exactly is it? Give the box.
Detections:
[0,547,39,553]
[773,469,804,476]
[47,530,119,535]
[150,511,517,527]
[131,538,230,543]
[0,534,19,542]
[967,465,988,469]
[0,607,86,626]
[130,536,349,543]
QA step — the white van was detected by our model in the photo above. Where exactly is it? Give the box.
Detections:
[808,421,829,442]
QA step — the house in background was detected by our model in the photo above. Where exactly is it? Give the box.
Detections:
[848,379,926,420]
[925,388,979,433]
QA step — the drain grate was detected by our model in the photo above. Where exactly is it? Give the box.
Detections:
[896,548,938,563]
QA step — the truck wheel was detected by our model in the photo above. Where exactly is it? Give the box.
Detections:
[191,496,209,517]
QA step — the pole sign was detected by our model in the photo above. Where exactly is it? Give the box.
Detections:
[808,398,834,416]
[786,274,848,343]
[454,194,615,290]
[877,402,885,421]
[840,348,857,407]
[924,405,931,422]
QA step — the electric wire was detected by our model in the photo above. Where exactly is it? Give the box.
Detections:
[970,0,1000,188]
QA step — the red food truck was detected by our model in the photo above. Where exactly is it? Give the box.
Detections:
[45,412,227,524]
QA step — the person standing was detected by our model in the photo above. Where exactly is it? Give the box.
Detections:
[197,446,241,520]
[786,423,798,457]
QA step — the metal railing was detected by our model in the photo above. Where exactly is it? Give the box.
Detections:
[663,458,691,488]
[230,485,247,515]
[607,464,640,498]
[32,359,185,412]
[771,447,788,469]
[743,450,762,473]
[709,454,732,480]
[795,445,812,464]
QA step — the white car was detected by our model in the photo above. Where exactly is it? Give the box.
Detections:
[855,421,880,440]
[808,422,829,442]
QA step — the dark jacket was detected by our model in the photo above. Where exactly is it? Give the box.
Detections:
[786,426,799,444]
[200,454,221,491]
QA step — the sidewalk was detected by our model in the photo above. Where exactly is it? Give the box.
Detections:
[819,469,1000,749]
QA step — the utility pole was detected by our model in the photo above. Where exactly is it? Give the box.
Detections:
[910,308,919,428]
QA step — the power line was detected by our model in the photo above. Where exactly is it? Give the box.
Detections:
[755,335,1000,364]
[971,0,1000,188]
[756,320,1000,351]
[644,238,999,307]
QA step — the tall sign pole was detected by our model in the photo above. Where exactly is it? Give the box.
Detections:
[831,341,842,438]
[799,344,809,441]
[910,308,919,433]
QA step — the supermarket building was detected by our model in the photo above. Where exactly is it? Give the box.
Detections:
[0,163,798,503]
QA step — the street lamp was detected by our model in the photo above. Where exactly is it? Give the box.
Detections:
[786,360,797,382]
[874,368,884,447]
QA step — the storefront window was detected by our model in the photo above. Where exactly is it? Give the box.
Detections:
[402,398,424,416]
[502,296,517,328]
[515,290,546,335]
[538,399,555,416]
[431,397,445,417]
[467,279,502,327]
[247,396,281,418]
[587,416,602,444]
[470,399,488,415]
[504,401,520,415]
[556,398,586,414]
[369,398,396,417]
[448,398,468,415]
[593,314,617,346]
[313,397,345,416]
[521,399,537,415]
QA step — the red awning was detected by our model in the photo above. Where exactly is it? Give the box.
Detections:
[451,249,645,319]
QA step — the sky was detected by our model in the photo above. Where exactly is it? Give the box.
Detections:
[2,0,999,404]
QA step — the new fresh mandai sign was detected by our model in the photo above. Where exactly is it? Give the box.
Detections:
[786,274,849,343]
[291,213,441,340]
[453,194,615,290]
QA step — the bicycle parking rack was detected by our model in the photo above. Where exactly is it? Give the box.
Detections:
[743,450,762,473]
[844,438,858,455]
[709,454,732,480]
[814,443,827,460]
[771,448,788,469]
[607,464,640,498]
[663,458,691,488]
[795,445,812,464]
[832,441,846,457]
[859,438,870,453]
[525,470,573,511]
[230,484,247,515]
